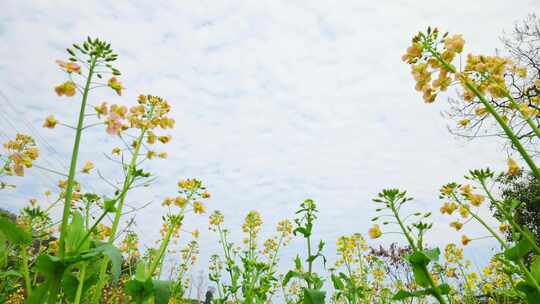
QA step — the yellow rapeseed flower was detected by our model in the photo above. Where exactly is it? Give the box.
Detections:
[368,224,382,239]
[162,197,173,206]
[450,221,463,231]
[56,59,81,74]
[158,135,171,144]
[459,206,470,218]
[469,194,485,207]
[55,81,77,97]
[507,158,521,176]
[474,107,488,116]
[193,201,206,214]
[174,196,187,208]
[209,210,224,226]
[43,115,58,129]
[81,161,94,174]
[444,34,465,54]
[457,118,471,128]
[440,202,458,215]
[108,77,124,96]
[461,235,471,246]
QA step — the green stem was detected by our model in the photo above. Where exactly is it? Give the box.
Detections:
[148,224,175,277]
[58,55,97,259]
[501,90,540,140]
[390,199,447,304]
[21,245,32,295]
[74,263,87,304]
[267,235,284,275]
[306,234,312,289]
[217,225,239,302]
[465,81,540,180]
[93,126,148,303]
[48,279,61,304]
[517,259,540,293]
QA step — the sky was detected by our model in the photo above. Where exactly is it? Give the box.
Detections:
[1,0,539,294]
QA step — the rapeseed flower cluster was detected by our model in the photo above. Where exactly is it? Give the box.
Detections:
[2,134,39,177]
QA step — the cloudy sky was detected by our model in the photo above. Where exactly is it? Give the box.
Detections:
[1,0,538,284]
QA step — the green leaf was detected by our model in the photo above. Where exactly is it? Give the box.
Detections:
[410,264,431,287]
[24,280,51,304]
[0,270,22,278]
[505,238,534,261]
[294,255,302,270]
[532,256,540,283]
[62,273,98,302]
[36,254,65,279]
[135,260,147,282]
[303,288,325,304]
[25,254,66,304]
[0,232,7,268]
[331,274,344,290]
[294,227,309,237]
[125,278,154,304]
[61,274,80,301]
[406,251,430,266]
[66,212,87,253]
[104,198,117,213]
[153,280,172,304]
[283,270,303,287]
[392,284,450,300]
[0,216,31,245]
[438,283,451,295]
[516,281,540,303]
[422,248,441,261]
[93,243,123,283]
[407,249,439,266]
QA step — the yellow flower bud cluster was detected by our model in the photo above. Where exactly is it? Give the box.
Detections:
[120,231,140,258]
[242,210,263,236]
[461,54,513,100]
[2,133,39,177]
[179,240,199,267]
[402,28,463,103]
[444,243,464,264]
[209,210,225,230]
[335,233,368,267]
[276,219,293,242]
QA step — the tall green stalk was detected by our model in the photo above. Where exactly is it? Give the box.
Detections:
[92,126,148,303]
[48,55,97,304]
[148,225,175,276]
[21,245,32,295]
[74,264,87,304]
[389,197,447,304]
[58,55,97,258]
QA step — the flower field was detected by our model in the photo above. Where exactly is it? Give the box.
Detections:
[2,10,540,304]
